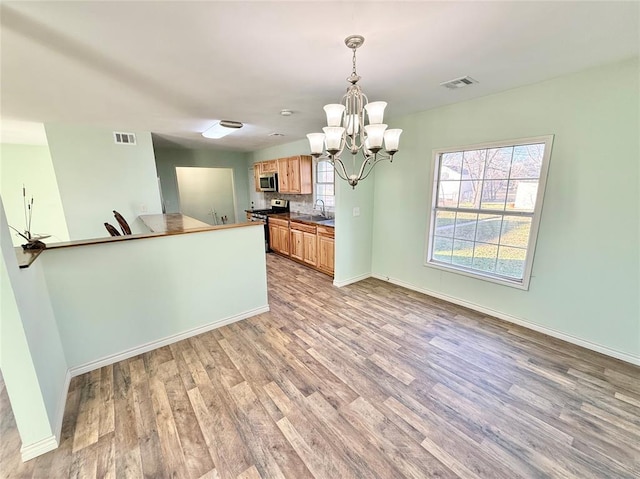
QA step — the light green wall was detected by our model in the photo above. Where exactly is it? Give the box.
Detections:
[0,200,67,450]
[250,139,308,163]
[334,172,375,285]
[41,225,267,369]
[0,144,70,246]
[45,124,163,240]
[154,147,250,222]
[250,139,376,284]
[371,58,640,360]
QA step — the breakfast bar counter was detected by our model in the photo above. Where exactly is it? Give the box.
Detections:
[139,213,211,233]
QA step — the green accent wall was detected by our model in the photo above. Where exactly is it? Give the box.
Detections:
[371,58,639,360]
[45,124,163,240]
[0,144,70,246]
[0,199,68,448]
[154,147,250,222]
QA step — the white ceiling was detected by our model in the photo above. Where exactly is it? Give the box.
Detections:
[1,1,638,151]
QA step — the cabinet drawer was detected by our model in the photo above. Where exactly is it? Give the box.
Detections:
[269,217,289,228]
[290,221,316,234]
[317,226,335,238]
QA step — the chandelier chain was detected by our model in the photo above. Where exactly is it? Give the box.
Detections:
[352,47,358,76]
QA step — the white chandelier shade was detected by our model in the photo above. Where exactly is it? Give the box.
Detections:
[307,35,402,189]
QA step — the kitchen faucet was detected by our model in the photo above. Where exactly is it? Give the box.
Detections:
[314,199,326,217]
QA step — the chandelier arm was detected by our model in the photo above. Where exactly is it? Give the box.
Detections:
[355,154,373,181]
[358,155,393,182]
[332,157,350,181]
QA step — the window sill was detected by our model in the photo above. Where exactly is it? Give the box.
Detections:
[424,260,531,291]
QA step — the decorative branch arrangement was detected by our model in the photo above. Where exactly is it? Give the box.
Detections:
[9,185,49,250]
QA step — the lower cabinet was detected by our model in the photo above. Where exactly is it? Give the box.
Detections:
[303,231,317,266]
[290,222,318,266]
[317,226,335,276]
[271,219,334,277]
[290,228,304,261]
[269,217,290,256]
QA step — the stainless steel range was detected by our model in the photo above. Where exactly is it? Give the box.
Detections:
[249,199,289,252]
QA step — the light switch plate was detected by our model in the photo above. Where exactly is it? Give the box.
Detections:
[353,207,360,217]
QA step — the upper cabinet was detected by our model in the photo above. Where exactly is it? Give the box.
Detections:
[278,155,312,194]
[254,155,312,194]
[262,160,278,173]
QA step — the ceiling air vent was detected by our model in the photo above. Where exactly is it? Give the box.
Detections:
[440,76,478,90]
[113,132,137,145]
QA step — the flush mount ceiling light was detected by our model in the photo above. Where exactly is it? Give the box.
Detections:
[202,120,243,139]
[307,35,402,189]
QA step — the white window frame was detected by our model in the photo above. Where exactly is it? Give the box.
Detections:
[425,135,554,290]
[314,158,335,211]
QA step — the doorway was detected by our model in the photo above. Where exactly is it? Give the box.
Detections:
[175,167,237,225]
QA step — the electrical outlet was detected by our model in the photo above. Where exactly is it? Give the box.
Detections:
[140,203,148,213]
[353,207,360,217]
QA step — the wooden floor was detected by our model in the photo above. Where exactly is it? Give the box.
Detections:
[2,254,640,478]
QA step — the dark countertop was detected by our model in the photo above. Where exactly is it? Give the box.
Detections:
[270,212,335,228]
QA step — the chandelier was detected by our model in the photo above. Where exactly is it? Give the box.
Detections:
[307,35,402,189]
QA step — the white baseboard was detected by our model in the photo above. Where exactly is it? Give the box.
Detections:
[333,273,371,288]
[371,273,640,366]
[69,305,270,377]
[20,435,58,462]
[53,370,71,443]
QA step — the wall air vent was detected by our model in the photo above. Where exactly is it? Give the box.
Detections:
[440,76,478,90]
[113,132,137,145]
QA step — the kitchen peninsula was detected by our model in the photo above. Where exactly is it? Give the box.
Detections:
[16,216,268,389]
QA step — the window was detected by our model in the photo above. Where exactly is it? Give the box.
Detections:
[426,135,553,289]
[315,159,335,209]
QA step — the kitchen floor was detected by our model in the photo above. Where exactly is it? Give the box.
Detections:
[2,254,639,478]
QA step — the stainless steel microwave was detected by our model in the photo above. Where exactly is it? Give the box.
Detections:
[259,172,278,192]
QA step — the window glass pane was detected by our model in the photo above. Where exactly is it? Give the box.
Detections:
[496,246,527,279]
[434,210,455,238]
[437,181,460,207]
[440,152,463,179]
[475,215,502,244]
[500,216,532,248]
[458,180,481,208]
[433,237,453,264]
[472,243,498,273]
[452,239,474,268]
[453,213,477,241]
[428,137,550,287]
[480,180,508,211]
[512,144,544,179]
[485,147,513,180]
[509,180,538,212]
[462,150,486,184]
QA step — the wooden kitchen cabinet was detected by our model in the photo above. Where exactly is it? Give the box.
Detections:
[269,217,290,256]
[290,228,304,261]
[277,156,312,194]
[290,221,317,266]
[254,164,261,192]
[261,160,278,173]
[303,231,317,266]
[317,225,335,275]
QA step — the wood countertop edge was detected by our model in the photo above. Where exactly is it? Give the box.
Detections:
[15,221,262,268]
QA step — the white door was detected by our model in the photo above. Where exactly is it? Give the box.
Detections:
[176,167,237,225]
